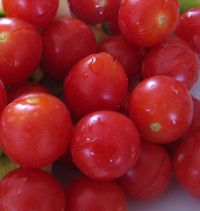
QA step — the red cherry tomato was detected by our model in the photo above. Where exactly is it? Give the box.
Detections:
[142,36,199,89]
[118,0,179,47]
[2,0,59,28]
[41,17,97,80]
[129,75,193,144]
[173,132,200,198]
[64,52,128,118]
[176,8,200,54]
[8,82,51,102]
[98,34,144,83]
[68,0,121,25]
[0,18,42,86]
[65,176,127,211]
[0,168,66,211]
[71,110,141,181]
[0,93,73,168]
[118,142,172,200]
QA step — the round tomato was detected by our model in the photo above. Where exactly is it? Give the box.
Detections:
[0,168,66,211]
[118,0,179,47]
[129,75,193,144]
[2,0,59,28]
[64,52,128,119]
[68,0,121,25]
[41,17,97,80]
[0,93,73,168]
[71,110,141,181]
[176,8,200,54]
[173,132,200,198]
[142,36,199,89]
[65,176,127,211]
[0,17,42,86]
[118,142,172,200]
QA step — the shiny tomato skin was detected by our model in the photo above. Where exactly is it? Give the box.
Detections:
[41,17,97,80]
[0,93,73,168]
[142,36,199,89]
[3,0,59,28]
[173,133,200,198]
[129,76,193,144]
[98,34,144,82]
[176,8,200,54]
[71,110,141,181]
[0,168,66,211]
[68,0,121,25]
[8,82,51,103]
[65,176,127,211]
[0,18,42,86]
[118,142,172,200]
[118,0,179,47]
[64,52,128,119]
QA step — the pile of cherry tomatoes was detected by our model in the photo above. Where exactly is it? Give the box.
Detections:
[0,0,199,210]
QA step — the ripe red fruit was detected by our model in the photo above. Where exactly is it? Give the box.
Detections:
[64,52,128,118]
[0,93,73,168]
[118,142,172,200]
[118,0,179,47]
[71,110,141,181]
[0,168,66,211]
[129,75,193,144]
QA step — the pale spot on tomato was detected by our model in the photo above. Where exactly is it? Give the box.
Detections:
[178,154,184,162]
[0,32,9,42]
[98,0,107,7]
[156,13,167,28]
[150,122,161,132]
[26,97,39,104]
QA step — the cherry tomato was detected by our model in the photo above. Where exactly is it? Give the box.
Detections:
[0,18,42,86]
[176,8,200,54]
[68,0,121,25]
[2,0,59,28]
[0,93,73,168]
[64,52,128,118]
[8,82,51,102]
[173,132,200,198]
[118,0,179,47]
[41,17,97,80]
[118,142,172,200]
[71,110,141,181]
[98,34,144,83]
[0,168,66,211]
[129,75,193,144]
[142,36,199,89]
[65,176,127,211]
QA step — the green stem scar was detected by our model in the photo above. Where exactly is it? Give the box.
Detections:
[150,122,161,132]
[0,32,9,42]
